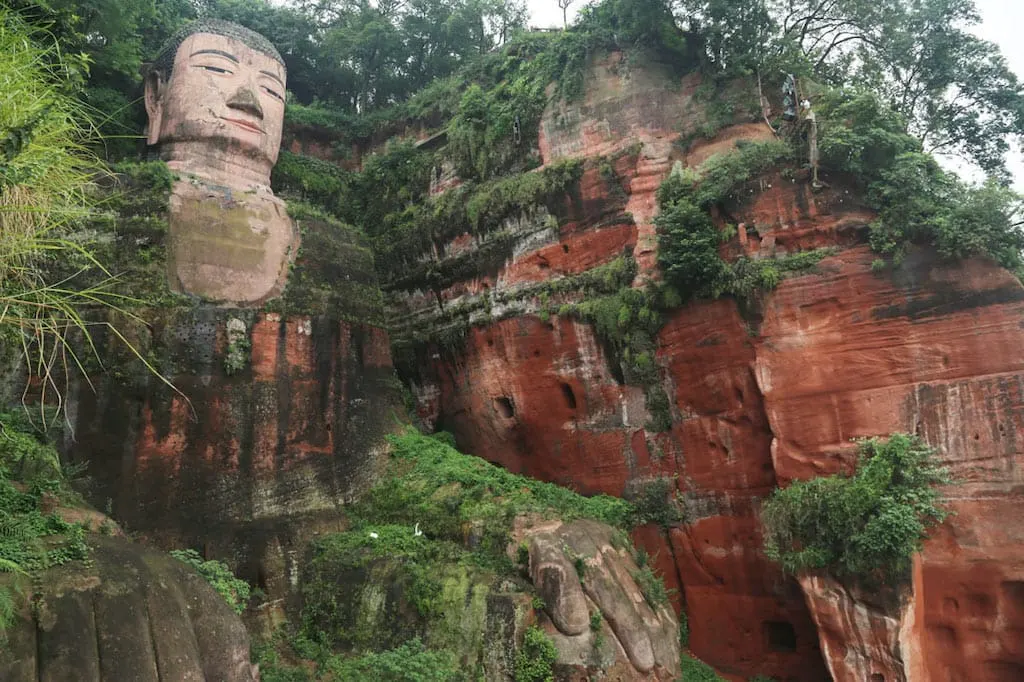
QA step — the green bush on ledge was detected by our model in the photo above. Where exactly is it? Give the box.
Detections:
[761,433,949,584]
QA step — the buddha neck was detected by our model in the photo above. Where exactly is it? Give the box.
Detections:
[159,142,274,193]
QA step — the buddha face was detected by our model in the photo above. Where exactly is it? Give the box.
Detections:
[145,31,287,172]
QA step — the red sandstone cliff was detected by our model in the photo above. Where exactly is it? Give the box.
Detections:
[66,50,1024,681]
[393,54,1024,680]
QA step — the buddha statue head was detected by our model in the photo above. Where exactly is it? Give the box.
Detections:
[144,21,299,305]
[145,20,287,190]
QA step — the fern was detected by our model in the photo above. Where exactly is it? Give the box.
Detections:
[0,585,18,635]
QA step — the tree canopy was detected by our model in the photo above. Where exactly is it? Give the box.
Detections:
[677,0,1024,178]
[9,0,1021,177]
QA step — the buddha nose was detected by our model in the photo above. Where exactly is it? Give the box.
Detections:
[227,85,264,120]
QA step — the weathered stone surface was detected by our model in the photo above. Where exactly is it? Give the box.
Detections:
[80,39,1024,680]
[0,535,256,682]
[755,245,1024,679]
[528,531,591,635]
[517,519,680,681]
[798,575,910,682]
[168,179,299,304]
[399,60,830,679]
[145,23,299,304]
[64,310,400,604]
[404,54,1024,677]
[146,23,287,191]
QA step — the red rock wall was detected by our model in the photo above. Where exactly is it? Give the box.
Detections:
[396,58,833,680]
[66,310,401,601]
[758,245,1024,680]
[399,51,1024,677]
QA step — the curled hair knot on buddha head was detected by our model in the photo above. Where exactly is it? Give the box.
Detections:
[148,19,284,81]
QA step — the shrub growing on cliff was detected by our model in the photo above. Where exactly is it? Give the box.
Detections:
[761,434,949,583]
[655,139,838,306]
[0,413,90,637]
[514,626,557,682]
[654,140,831,303]
[679,654,725,681]
[323,638,461,682]
[170,549,251,614]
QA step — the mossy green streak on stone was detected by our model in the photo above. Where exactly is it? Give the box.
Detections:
[263,202,385,326]
[257,431,654,679]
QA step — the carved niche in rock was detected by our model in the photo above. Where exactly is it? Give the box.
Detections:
[145,20,299,305]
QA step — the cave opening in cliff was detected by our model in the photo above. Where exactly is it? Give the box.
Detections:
[763,620,797,652]
[493,396,515,419]
[561,382,577,410]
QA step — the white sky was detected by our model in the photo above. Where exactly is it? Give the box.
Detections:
[525,0,1024,186]
[525,0,579,29]
[974,0,1024,186]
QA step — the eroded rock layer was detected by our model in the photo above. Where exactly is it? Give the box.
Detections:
[66,311,399,601]
[392,54,1024,680]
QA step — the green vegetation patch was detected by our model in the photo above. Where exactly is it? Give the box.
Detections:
[255,636,462,682]
[0,413,90,637]
[379,158,583,290]
[355,431,633,551]
[559,284,676,431]
[761,433,949,584]
[272,151,355,217]
[630,477,685,528]
[815,91,1024,272]
[264,202,385,325]
[654,139,829,303]
[513,625,557,682]
[301,524,484,652]
[322,638,461,682]
[56,160,191,309]
[170,548,251,614]
[679,654,726,681]
[259,430,639,678]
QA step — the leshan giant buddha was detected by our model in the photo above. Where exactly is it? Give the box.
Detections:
[145,20,299,304]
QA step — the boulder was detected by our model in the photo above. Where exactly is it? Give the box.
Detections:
[0,535,257,682]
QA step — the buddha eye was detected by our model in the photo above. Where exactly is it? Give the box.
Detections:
[262,86,284,102]
[198,64,232,75]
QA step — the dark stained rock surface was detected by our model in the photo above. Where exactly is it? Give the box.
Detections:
[1,536,256,682]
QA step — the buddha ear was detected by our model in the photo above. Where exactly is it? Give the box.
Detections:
[144,70,164,146]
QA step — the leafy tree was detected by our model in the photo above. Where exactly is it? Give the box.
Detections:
[677,0,786,76]
[761,433,949,583]
[815,89,1024,266]
[854,0,1024,178]
[276,0,528,109]
[557,0,574,29]
[675,0,1024,177]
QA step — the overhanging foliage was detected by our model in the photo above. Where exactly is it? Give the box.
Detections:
[761,433,950,583]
